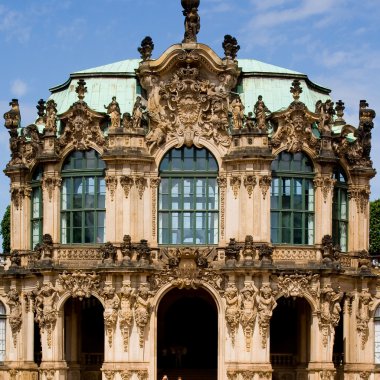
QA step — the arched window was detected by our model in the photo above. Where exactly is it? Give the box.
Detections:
[332,167,348,252]
[31,165,43,249]
[0,302,5,362]
[271,151,314,245]
[61,150,106,244]
[375,306,380,363]
[158,147,219,245]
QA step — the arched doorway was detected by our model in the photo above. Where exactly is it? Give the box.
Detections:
[64,296,104,380]
[270,297,311,380]
[157,288,218,380]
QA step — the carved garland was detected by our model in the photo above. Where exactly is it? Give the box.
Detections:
[135,177,147,200]
[348,186,370,213]
[313,176,336,203]
[11,185,31,210]
[150,178,161,239]
[259,175,271,200]
[243,175,256,198]
[120,175,134,198]
[105,175,118,202]
[230,176,241,199]
[42,176,62,202]
[217,176,227,240]
[56,270,100,300]
[6,288,22,347]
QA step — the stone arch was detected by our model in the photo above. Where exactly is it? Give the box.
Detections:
[271,146,319,173]
[56,290,105,312]
[58,145,105,172]
[274,291,319,313]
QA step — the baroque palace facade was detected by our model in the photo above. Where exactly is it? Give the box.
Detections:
[0,1,378,380]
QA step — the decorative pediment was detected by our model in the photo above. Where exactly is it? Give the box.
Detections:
[137,42,240,152]
[58,79,106,151]
[271,81,320,154]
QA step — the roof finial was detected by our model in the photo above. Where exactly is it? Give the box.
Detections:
[181,0,200,43]
[138,36,154,61]
[76,79,87,101]
[290,79,302,101]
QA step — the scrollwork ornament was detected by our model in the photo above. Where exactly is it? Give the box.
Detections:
[119,282,136,352]
[243,175,256,198]
[11,185,32,210]
[120,371,133,380]
[230,176,241,199]
[217,176,227,239]
[276,273,320,299]
[103,370,116,380]
[320,370,335,380]
[135,176,147,200]
[42,176,62,202]
[259,176,272,199]
[134,283,153,348]
[120,175,134,198]
[56,270,100,300]
[313,176,335,203]
[224,282,240,345]
[356,288,373,349]
[105,175,118,202]
[240,282,258,351]
[348,186,370,213]
[102,284,120,347]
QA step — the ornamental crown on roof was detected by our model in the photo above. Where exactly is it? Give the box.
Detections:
[2,0,376,174]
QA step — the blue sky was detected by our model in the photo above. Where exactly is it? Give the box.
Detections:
[0,0,379,247]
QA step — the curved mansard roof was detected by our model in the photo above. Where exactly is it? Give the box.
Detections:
[49,57,330,116]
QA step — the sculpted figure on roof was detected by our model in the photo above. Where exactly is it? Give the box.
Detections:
[105,96,121,129]
[230,96,245,130]
[183,7,200,43]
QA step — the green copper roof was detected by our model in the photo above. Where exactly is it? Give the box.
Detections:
[49,58,330,116]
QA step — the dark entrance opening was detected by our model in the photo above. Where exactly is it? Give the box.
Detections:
[270,297,311,380]
[157,288,217,380]
[64,296,104,380]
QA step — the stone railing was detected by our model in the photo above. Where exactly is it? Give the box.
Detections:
[272,246,320,263]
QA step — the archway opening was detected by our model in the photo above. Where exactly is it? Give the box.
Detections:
[270,297,311,380]
[64,296,104,380]
[157,288,217,380]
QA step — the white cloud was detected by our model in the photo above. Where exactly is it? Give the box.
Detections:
[10,79,28,97]
[57,18,86,40]
[0,5,31,43]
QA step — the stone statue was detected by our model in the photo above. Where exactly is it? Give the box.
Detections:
[222,35,240,60]
[134,283,153,347]
[182,7,200,43]
[44,99,58,134]
[254,95,270,131]
[119,282,136,351]
[224,282,240,345]
[121,235,133,263]
[103,284,120,347]
[315,99,335,135]
[132,96,145,129]
[6,287,22,346]
[138,36,154,61]
[240,282,258,350]
[244,112,255,131]
[256,284,277,348]
[122,112,133,129]
[230,96,244,130]
[105,96,121,129]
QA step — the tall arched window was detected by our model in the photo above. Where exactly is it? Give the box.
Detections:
[332,167,348,252]
[158,147,219,245]
[61,150,106,244]
[31,165,43,249]
[0,302,5,362]
[271,151,314,245]
[375,306,380,363]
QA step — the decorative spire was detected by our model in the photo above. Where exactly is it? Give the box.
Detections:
[3,99,21,134]
[138,36,154,61]
[181,0,200,43]
[76,79,87,101]
[222,35,240,60]
[334,100,345,125]
[290,79,302,101]
[36,99,46,118]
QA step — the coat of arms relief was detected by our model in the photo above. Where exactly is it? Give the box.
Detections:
[138,49,240,151]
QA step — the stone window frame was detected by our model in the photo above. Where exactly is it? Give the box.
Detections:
[270,151,315,245]
[31,165,44,249]
[0,302,5,363]
[332,167,348,252]
[60,150,106,244]
[158,146,219,245]
[375,306,380,364]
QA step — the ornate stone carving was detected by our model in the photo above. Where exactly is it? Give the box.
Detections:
[258,175,271,200]
[226,370,238,380]
[217,176,227,240]
[276,273,320,299]
[41,370,55,380]
[132,96,146,129]
[256,284,277,348]
[35,282,58,348]
[240,282,258,351]
[120,371,133,380]
[34,234,54,260]
[348,186,370,213]
[225,238,241,265]
[315,99,335,135]
[42,175,61,202]
[271,81,320,153]
[242,235,255,263]
[320,370,335,380]
[4,99,21,131]
[76,79,87,100]
[136,370,148,380]
[58,93,105,150]
[254,95,271,131]
[9,369,19,380]
[182,0,200,43]
[313,176,335,203]
[134,283,153,348]
[135,239,152,265]
[105,175,118,201]
[258,244,273,264]
[122,112,133,129]
[6,287,22,347]
[44,99,58,134]
[104,370,116,380]
[359,372,370,380]
[150,177,161,239]
[319,284,342,346]
[356,288,373,349]
[240,370,255,380]
[145,65,231,150]
[57,248,103,260]
[121,235,133,263]
[224,282,240,345]
[230,96,245,130]
[135,176,147,199]
[10,250,21,267]
[138,36,154,61]
[358,250,371,272]
[243,175,256,198]
[120,175,134,198]
[222,35,240,60]
[56,270,100,300]
[321,235,340,265]
[105,97,121,129]
[230,176,241,199]
[119,282,136,352]
[11,185,31,210]
[102,284,120,347]
[101,242,117,264]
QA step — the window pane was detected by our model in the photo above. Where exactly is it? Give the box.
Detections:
[282,178,291,209]
[73,178,83,208]
[183,179,194,210]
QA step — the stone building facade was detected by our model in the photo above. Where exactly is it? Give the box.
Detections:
[0,1,378,380]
